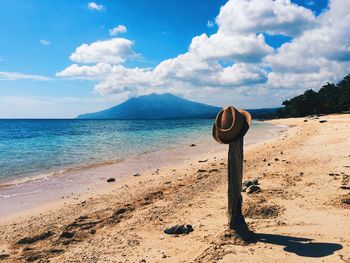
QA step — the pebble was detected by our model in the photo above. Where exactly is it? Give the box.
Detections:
[246,185,261,194]
[190,144,196,147]
[243,180,254,188]
[133,173,141,177]
[107,178,115,183]
[60,231,75,239]
[329,173,340,176]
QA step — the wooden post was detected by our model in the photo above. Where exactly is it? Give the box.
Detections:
[227,137,244,229]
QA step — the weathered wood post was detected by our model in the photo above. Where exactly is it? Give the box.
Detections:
[212,106,252,237]
[227,138,244,229]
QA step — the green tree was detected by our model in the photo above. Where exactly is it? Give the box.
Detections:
[277,73,350,118]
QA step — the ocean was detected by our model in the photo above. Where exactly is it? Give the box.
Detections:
[0,119,281,184]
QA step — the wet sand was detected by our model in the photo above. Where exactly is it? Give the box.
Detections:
[0,115,349,262]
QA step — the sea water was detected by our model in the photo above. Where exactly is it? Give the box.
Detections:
[0,119,280,184]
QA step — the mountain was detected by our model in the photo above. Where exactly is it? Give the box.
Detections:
[77,93,221,119]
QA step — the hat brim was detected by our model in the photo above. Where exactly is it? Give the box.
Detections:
[212,109,251,144]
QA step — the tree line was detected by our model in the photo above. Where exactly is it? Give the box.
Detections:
[276,74,350,118]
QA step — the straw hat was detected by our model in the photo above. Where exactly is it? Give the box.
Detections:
[212,106,252,144]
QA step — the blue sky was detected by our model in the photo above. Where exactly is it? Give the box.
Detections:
[1,0,348,118]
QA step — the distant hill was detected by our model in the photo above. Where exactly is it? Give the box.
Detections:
[77,93,279,120]
[77,93,221,119]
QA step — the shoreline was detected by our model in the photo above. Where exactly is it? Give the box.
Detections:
[0,120,283,186]
[0,121,286,221]
[0,114,349,262]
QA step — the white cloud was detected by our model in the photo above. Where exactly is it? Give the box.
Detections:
[207,20,214,28]
[57,0,350,107]
[266,0,350,91]
[39,39,50,45]
[188,32,273,63]
[216,0,316,37]
[69,38,136,64]
[0,71,50,81]
[57,63,115,79]
[109,25,127,36]
[87,2,104,11]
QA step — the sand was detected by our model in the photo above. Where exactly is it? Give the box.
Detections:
[0,114,349,262]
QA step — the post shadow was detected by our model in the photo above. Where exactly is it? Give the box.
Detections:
[255,233,343,258]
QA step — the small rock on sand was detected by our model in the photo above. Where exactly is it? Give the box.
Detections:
[60,231,75,239]
[107,178,115,183]
[0,255,10,260]
[190,144,196,147]
[133,173,141,177]
[242,179,259,192]
[198,159,208,163]
[243,180,254,188]
[246,185,261,194]
[342,195,350,205]
[329,173,340,176]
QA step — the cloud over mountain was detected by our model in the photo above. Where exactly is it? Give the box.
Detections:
[57,0,350,107]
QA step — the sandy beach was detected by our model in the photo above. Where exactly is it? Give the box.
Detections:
[0,114,349,262]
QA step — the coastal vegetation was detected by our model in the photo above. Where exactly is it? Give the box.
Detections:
[277,74,350,118]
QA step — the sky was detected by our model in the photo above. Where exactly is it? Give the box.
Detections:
[0,0,348,118]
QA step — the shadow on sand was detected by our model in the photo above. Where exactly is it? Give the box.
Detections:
[256,233,343,257]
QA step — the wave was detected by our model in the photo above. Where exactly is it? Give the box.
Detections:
[0,158,124,190]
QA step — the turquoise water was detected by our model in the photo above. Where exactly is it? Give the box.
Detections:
[0,119,275,183]
[0,119,212,182]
